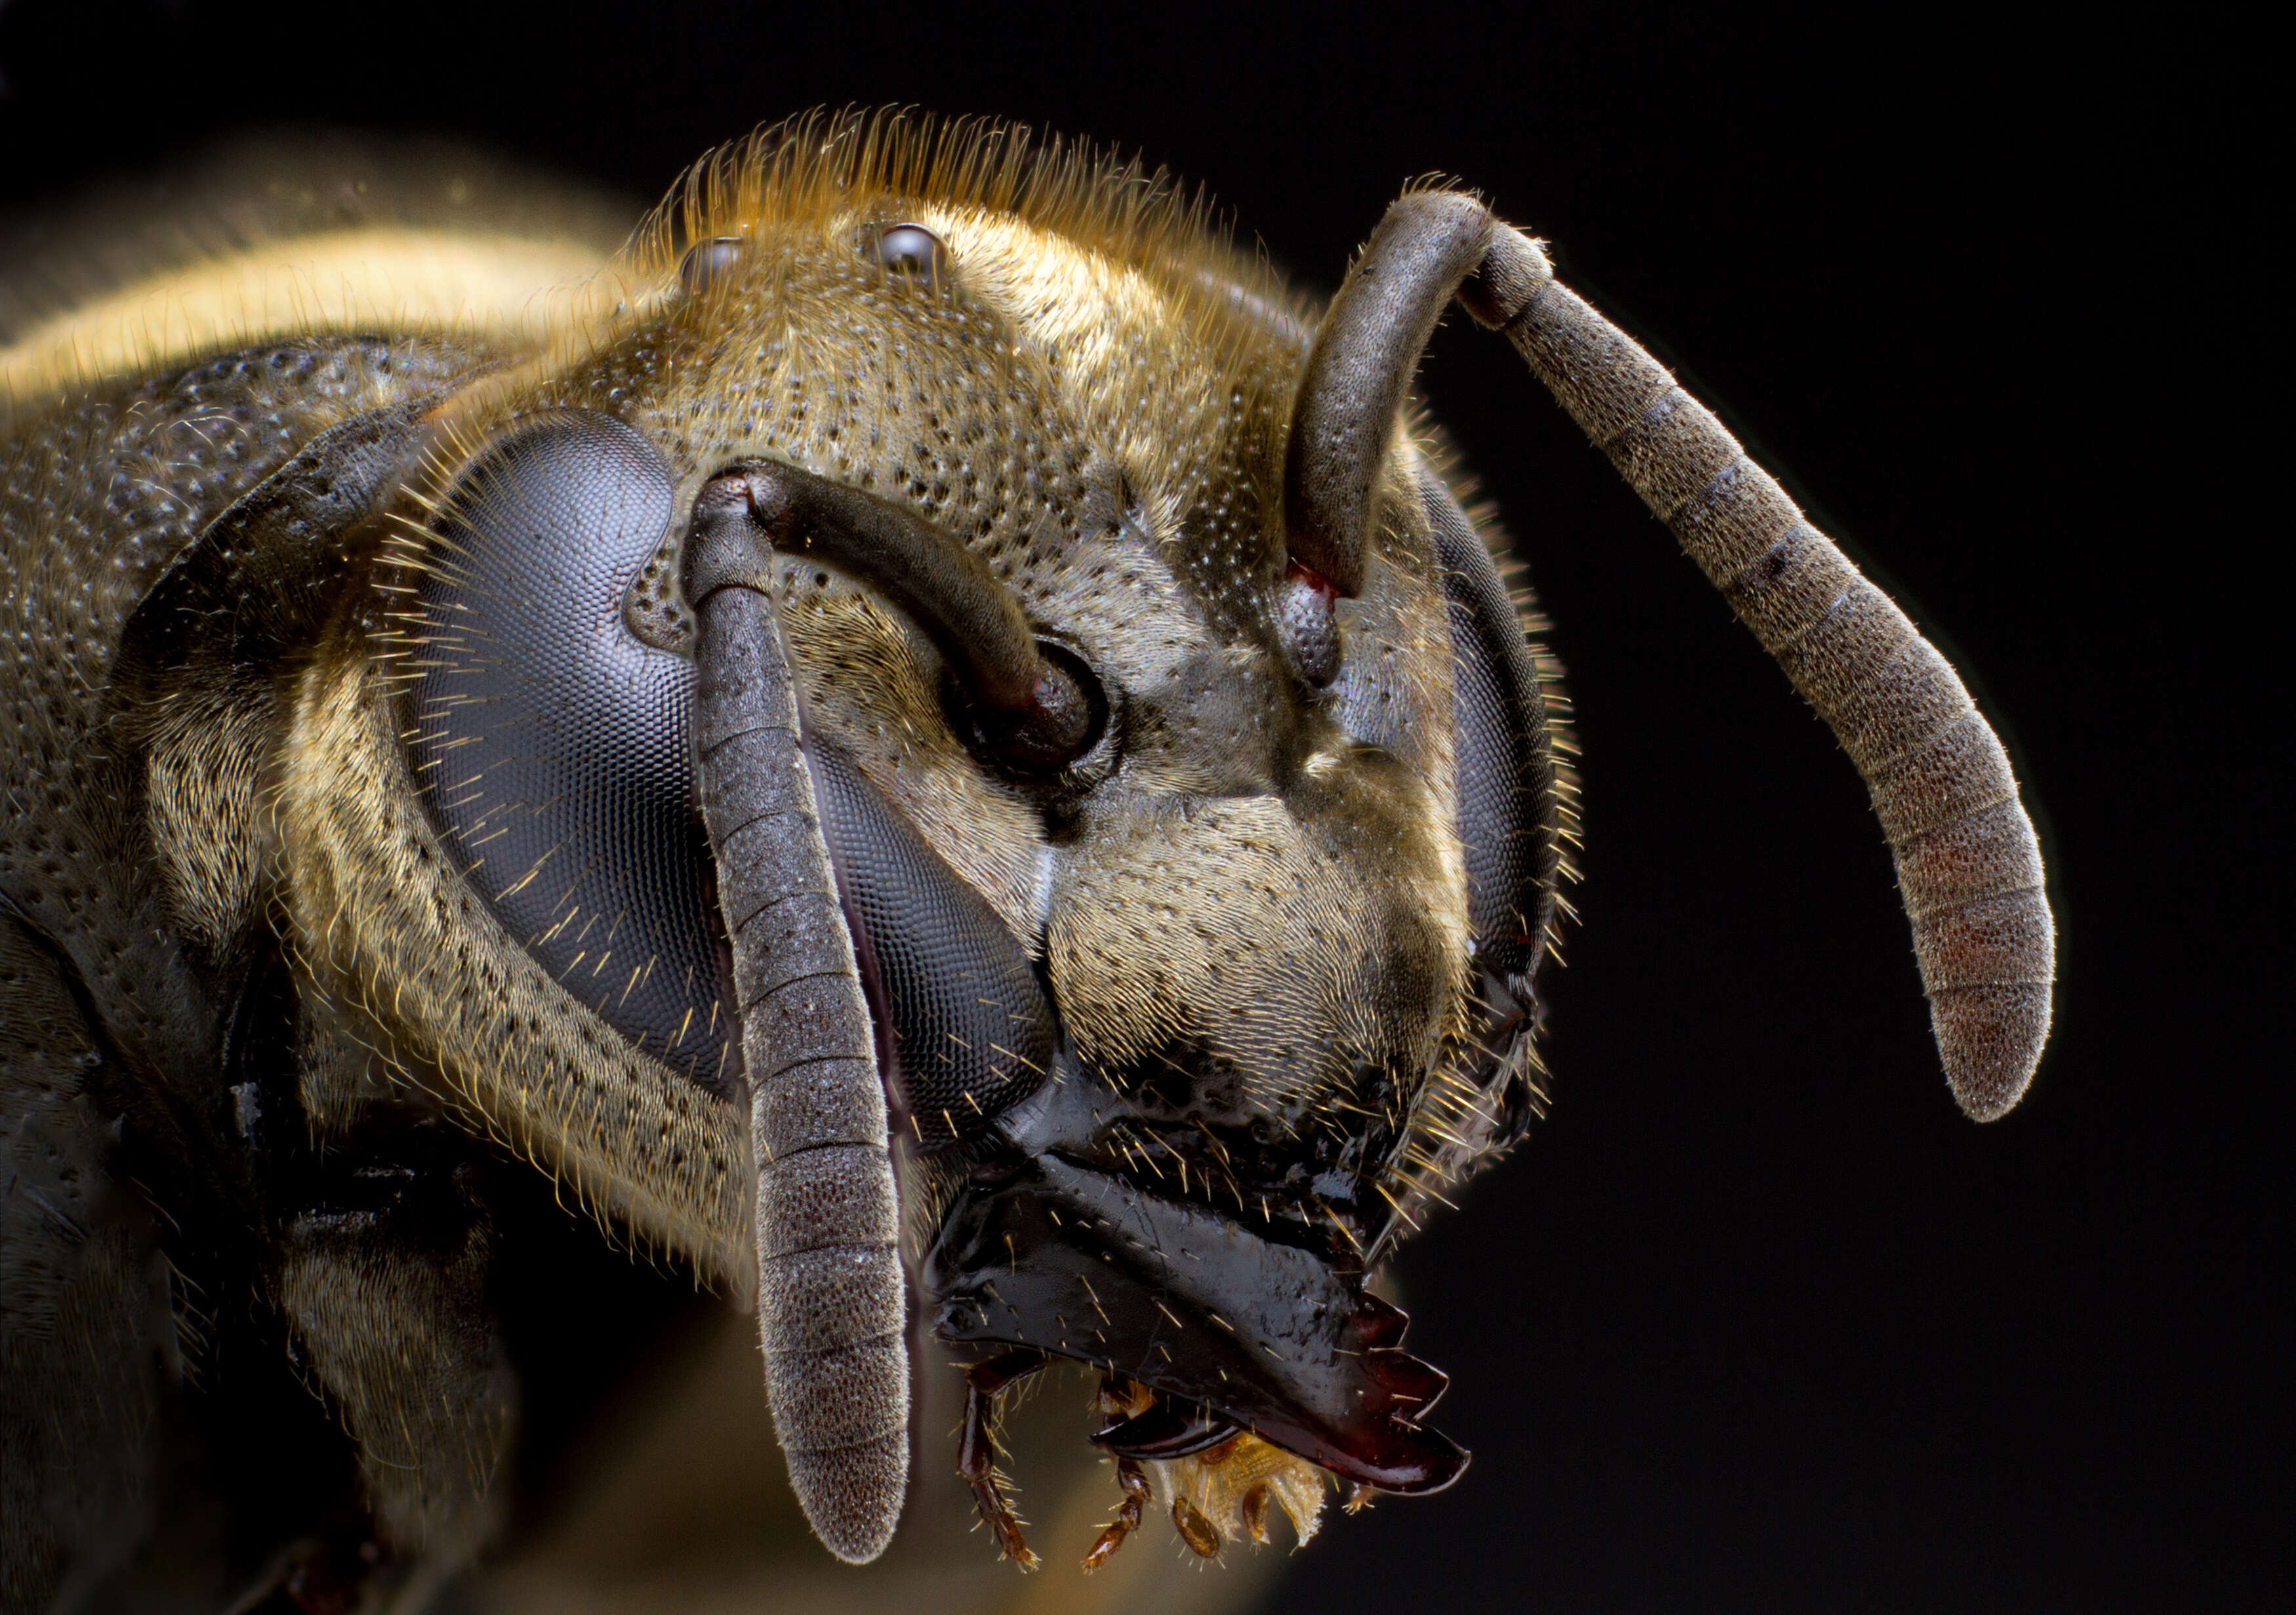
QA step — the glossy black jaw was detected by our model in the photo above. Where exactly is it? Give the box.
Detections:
[926,1145,1467,1495]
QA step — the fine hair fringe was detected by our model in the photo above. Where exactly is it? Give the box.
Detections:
[629,106,1292,320]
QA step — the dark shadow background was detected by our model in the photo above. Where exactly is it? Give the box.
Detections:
[2,2,2279,1610]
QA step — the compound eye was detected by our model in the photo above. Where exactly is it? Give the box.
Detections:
[971,640,1107,775]
[406,411,734,1093]
[876,223,950,286]
[806,741,1054,1149]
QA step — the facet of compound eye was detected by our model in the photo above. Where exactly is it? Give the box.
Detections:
[408,411,734,1093]
[876,223,949,285]
[680,235,747,295]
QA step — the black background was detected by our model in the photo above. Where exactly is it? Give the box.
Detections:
[1,3,2280,1610]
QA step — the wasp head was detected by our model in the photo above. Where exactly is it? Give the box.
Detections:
[302,110,1568,1564]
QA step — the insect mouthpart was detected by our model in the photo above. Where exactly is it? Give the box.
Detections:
[1082,1379,1338,1566]
[923,1073,1469,1565]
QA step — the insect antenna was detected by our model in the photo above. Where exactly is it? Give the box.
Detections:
[1287,189,2054,1119]
[685,472,910,1564]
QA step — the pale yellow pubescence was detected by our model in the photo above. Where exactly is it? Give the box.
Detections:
[280,648,754,1294]
[0,228,618,420]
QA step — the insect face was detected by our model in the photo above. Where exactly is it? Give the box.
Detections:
[268,124,1557,1562]
[3,111,2050,1597]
